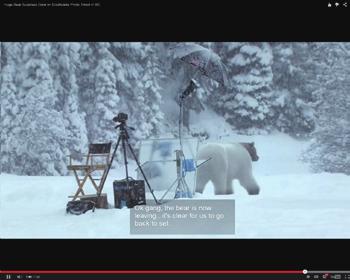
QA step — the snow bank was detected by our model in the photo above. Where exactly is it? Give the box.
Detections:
[1,133,350,238]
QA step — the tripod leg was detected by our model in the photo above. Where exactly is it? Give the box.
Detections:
[159,178,179,202]
[121,137,130,184]
[125,141,159,204]
[92,136,122,212]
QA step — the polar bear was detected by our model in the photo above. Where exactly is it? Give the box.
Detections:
[195,142,260,195]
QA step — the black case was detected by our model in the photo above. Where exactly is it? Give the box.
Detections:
[113,179,146,209]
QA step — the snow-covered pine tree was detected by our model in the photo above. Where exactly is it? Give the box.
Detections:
[76,42,99,143]
[271,42,316,137]
[0,43,22,173]
[77,43,124,145]
[1,42,22,65]
[303,43,350,174]
[1,65,17,173]
[212,43,274,132]
[50,43,88,158]
[131,43,164,140]
[85,42,121,143]
[109,42,164,144]
[15,43,68,175]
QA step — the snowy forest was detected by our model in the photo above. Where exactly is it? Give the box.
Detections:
[1,42,350,176]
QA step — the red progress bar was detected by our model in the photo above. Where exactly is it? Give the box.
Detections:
[0,270,303,274]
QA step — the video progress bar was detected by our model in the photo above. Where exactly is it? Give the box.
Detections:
[0,270,303,274]
[0,270,304,280]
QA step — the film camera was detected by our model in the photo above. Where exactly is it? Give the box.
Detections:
[113,112,128,123]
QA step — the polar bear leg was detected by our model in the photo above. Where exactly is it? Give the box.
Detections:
[195,170,210,194]
[212,173,229,195]
[225,177,234,194]
[239,173,260,195]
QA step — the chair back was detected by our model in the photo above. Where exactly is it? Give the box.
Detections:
[86,142,112,166]
[88,143,112,154]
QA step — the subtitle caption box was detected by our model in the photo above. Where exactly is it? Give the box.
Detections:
[130,199,235,235]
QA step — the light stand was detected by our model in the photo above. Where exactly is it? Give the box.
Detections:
[159,79,199,202]
[159,149,192,202]
[178,79,199,150]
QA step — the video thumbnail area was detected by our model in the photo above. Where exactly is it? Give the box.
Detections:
[1,42,349,238]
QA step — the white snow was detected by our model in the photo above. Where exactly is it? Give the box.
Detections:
[241,95,259,109]
[1,132,350,238]
[190,107,233,139]
[274,90,289,107]
[241,45,260,56]
[230,53,249,66]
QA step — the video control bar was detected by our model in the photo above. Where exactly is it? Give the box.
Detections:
[305,272,350,279]
[2,271,350,280]
[0,270,301,280]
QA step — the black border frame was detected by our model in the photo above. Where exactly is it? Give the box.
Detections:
[1,0,350,272]
[1,239,350,269]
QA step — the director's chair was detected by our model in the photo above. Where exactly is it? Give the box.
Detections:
[67,142,112,201]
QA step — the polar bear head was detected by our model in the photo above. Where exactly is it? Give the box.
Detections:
[240,142,259,162]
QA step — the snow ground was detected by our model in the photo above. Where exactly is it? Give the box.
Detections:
[1,132,350,238]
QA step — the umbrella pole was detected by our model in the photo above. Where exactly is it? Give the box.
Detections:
[179,95,184,151]
[178,77,199,150]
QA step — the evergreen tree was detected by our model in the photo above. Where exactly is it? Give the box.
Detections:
[110,42,164,143]
[0,44,21,173]
[90,42,122,143]
[131,43,164,139]
[212,42,274,132]
[15,43,68,175]
[2,42,349,176]
[271,43,316,136]
[50,42,88,158]
[77,42,99,143]
[303,43,350,174]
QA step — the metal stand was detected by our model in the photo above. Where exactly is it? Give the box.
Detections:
[160,79,199,203]
[179,95,185,151]
[159,150,192,202]
[178,79,198,150]
[93,121,159,212]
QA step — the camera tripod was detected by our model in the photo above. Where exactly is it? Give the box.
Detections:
[93,120,159,211]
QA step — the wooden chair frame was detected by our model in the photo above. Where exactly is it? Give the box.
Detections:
[67,143,112,201]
